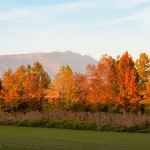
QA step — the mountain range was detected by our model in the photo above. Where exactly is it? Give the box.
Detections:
[0,51,98,79]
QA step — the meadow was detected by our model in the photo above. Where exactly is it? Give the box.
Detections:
[0,125,150,150]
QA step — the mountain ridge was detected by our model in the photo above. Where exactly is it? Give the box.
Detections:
[0,51,98,79]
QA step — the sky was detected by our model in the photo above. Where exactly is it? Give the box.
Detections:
[0,0,150,60]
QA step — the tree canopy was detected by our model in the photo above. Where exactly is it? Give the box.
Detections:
[0,52,150,114]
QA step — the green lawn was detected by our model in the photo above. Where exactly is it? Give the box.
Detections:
[0,126,150,150]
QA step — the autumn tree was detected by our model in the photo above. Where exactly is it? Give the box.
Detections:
[0,78,3,111]
[1,68,14,102]
[86,54,118,112]
[48,66,79,111]
[144,81,150,113]
[135,53,150,112]
[24,62,51,111]
[0,78,2,97]
[12,65,27,110]
[85,64,99,111]
[97,54,118,112]
[0,78,2,90]
[1,62,50,112]
[73,72,90,111]
[1,68,18,111]
[117,51,140,114]
[146,81,150,99]
[135,53,150,85]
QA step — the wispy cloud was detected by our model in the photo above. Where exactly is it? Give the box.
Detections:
[0,0,103,21]
[104,7,150,26]
[0,8,31,21]
[70,6,150,28]
[114,0,150,8]
[1,0,150,28]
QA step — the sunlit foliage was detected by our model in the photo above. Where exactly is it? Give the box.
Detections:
[0,52,150,114]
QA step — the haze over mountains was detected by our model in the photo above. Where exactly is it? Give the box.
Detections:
[0,51,98,79]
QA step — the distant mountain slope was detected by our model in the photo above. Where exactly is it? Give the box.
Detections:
[0,51,98,79]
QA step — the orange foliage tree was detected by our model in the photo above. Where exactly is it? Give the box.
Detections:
[145,81,150,106]
[117,51,140,114]
[86,54,118,112]
[0,52,150,114]
[1,67,26,111]
[48,66,79,111]
[73,72,90,111]
[1,68,17,111]
[1,62,50,112]
[0,78,3,111]
[25,62,50,111]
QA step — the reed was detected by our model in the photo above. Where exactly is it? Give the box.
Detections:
[0,111,149,132]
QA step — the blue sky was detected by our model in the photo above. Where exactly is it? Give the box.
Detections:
[0,0,150,60]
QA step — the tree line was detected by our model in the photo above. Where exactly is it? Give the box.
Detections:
[0,51,150,114]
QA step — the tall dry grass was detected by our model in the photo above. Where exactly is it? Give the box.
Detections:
[0,111,149,132]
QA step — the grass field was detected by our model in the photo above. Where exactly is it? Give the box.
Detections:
[0,126,150,150]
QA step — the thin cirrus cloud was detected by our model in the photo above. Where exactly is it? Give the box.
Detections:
[0,0,150,27]
[67,6,150,29]
[0,0,103,21]
[114,0,150,8]
[103,7,150,26]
